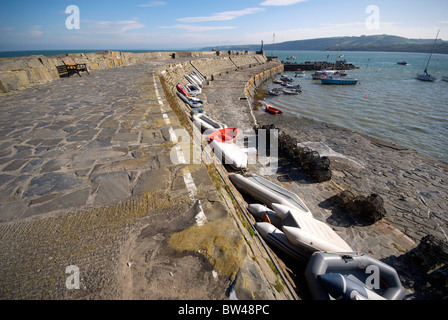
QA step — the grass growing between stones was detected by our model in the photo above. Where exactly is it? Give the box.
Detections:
[168,219,247,277]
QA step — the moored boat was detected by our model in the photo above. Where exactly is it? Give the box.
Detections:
[397,61,408,65]
[280,75,293,82]
[265,105,283,115]
[417,72,437,82]
[442,76,448,82]
[417,30,439,82]
[283,88,301,94]
[321,75,358,85]
[311,70,337,80]
[295,71,305,77]
[268,88,282,96]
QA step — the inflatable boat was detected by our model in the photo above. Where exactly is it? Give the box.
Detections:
[304,251,405,300]
[207,128,239,143]
[229,174,311,214]
[255,222,311,263]
[248,203,282,229]
[192,113,227,132]
[176,91,203,109]
[207,130,247,170]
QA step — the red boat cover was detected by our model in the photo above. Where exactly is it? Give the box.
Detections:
[207,128,239,143]
[176,83,190,97]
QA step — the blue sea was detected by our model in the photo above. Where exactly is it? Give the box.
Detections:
[263,50,448,163]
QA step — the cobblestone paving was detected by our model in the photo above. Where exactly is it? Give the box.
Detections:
[0,59,288,300]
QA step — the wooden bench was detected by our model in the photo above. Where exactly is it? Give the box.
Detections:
[62,59,89,77]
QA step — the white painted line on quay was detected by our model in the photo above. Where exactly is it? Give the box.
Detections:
[183,172,197,203]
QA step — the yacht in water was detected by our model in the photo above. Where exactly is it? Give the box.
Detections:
[417,30,439,82]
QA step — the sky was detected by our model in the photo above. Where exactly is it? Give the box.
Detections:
[0,0,447,51]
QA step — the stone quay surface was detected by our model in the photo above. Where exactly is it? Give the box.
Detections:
[0,53,291,300]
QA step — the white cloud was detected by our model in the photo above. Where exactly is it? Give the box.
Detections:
[84,18,145,34]
[138,1,167,7]
[177,7,265,23]
[27,26,43,37]
[159,24,236,32]
[260,0,308,6]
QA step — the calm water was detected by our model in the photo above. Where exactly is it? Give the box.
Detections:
[263,51,448,162]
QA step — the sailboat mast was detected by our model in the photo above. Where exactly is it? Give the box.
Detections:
[425,30,440,71]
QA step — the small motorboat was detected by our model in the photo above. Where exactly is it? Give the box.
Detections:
[286,83,301,89]
[286,56,295,60]
[311,70,337,80]
[295,71,305,77]
[305,251,405,300]
[268,88,282,96]
[265,105,283,115]
[273,79,283,84]
[283,88,301,95]
[280,75,293,82]
[442,76,448,82]
[207,127,239,143]
[397,61,408,65]
[321,75,358,85]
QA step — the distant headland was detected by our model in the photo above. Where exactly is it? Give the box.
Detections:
[203,34,448,54]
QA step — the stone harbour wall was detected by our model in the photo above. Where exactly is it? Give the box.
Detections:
[0,50,259,93]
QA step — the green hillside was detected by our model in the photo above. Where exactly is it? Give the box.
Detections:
[204,35,448,54]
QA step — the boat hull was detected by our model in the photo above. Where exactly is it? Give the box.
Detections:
[417,74,437,82]
[305,252,405,300]
[265,106,283,115]
[209,140,247,169]
[321,78,357,85]
[229,173,311,214]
